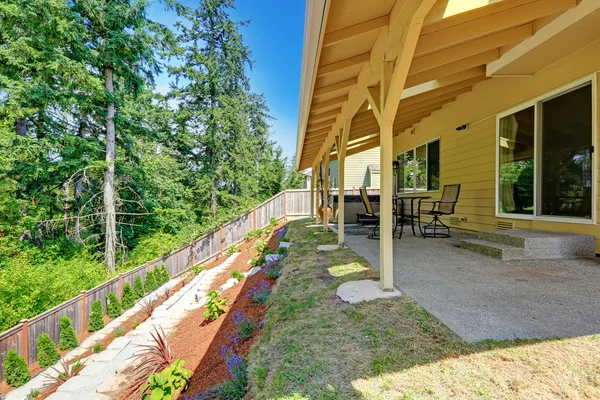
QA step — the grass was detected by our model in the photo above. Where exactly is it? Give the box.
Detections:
[246,219,600,399]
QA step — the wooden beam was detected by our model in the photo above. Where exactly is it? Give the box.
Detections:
[400,74,486,106]
[307,118,336,132]
[316,53,370,77]
[396,98,453,119]
[409,24,532,75]
[305,126,331,138]
[398,87,469,114]
[401,66,487,99]
[351,116,378,130]
[323,16,389,47]
[308,108,342,123]
[313,78,358,98]
[310,95,348,113]
[365,86,382,120]
[415,0,577,57]
[405,49,499,88]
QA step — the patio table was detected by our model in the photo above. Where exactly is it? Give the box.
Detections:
[395,196,431,238]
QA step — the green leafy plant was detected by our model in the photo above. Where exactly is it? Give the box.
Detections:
[122,283,135,309]
[204,290,227,321]
[93,344,104,354]
[88,300,105,332]
[134,276,146,298]
[269,217,278,228]
[36,333,60,368]
[140,359,192,400]
[59,316,78,350]
[265,226,273,235]
[191,265,205,276]
[226,245,238,257]
[132,318,141,330]
[4,349,30,387]
[277,246,288,256]
[114,326,125,338]
[244,229,264,242]
[231,270,244,281]
[29,389,40,398]
[232,312,257,341]
[106,292,122,318]
[254,239,268,254]
[44,359,84,385]
[145,270,159,292]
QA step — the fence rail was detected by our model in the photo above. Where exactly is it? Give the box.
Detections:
[0,189,312,382]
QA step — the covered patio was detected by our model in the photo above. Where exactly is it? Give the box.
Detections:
[333,225,600,342]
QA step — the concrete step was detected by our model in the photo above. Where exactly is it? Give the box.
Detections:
[461,230,596,260]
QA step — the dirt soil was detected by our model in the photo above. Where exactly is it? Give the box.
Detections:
[116,222,286,399]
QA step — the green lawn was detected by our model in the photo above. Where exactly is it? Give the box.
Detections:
[246,219,600,399]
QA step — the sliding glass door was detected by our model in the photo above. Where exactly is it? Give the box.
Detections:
[498,80,594,220]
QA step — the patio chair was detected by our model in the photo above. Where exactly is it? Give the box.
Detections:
[418,184,461,238]
[359,187,379,239]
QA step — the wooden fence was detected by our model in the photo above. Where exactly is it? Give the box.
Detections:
[0,190,305,382]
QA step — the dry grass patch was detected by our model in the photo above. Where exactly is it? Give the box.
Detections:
[246,220,600,399]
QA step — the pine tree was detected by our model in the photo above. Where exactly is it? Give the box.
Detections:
[145,270,158,292]
[88,300,105,332]
[36,333,60,368]
[4,350,30,387]
[134,276,145,298]
[106,292,121,318]
[122,283,135,309]
[59,316,78,350]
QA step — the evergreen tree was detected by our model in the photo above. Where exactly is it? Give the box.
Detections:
[4,350,30,387]
[36,333,60,368]
[88,300,105,332]
[145,270,158,292]
[106,292,121,318]
[134,276,145,298]
[59,316,78,350]
[122,283,135,309]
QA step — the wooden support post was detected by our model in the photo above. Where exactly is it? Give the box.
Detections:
[315,164,320,224]
[118,274,123,301]
[337,119,351,247]
[379,121,394,291]
[283,190,287,220]
[20,319,29,364]
[310,169,315,219]
[219,225,224,254]
[81,290,87,332]
[323,150,330,232]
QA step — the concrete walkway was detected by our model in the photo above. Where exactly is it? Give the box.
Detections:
[344,229,600,342]
[9,254,239,400]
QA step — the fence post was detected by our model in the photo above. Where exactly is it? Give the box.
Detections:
[190,242,195,267]
[20,319,29,365]
[81,290,87,332]
[147,262,151,272]
[118,274,123,301]
[219,225,224,254]
[253,207,257,230]
[283,190,287,220]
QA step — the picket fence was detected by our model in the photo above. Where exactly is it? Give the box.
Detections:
[0,189,314,382]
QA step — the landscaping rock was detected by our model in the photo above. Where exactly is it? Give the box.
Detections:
[79,360,109,377]
[317,244,339,251]
[336,280,401,304]
[247,266,261,277]
[88,394,112,400]
[106,337,131,351]
[46,392,83,400]
[57,375,93,393]
[265,254,281,263]
[91,349,120,363]
[219,278,239,292]
[279,241,292,248]
[96,373,129,398]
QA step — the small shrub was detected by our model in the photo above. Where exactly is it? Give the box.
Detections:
[203,290,227,321]
[87,300,105,332]
[161,265,170,284]
[226,245,238,257]
[59,316,78,350]
[36,333,60,368]
[254,239,268,255]
[29,389,40,398]
[4,349,30,387]
[264,248,274,256]
[155,265,169,286]
[106,292,121,319]
[134,276,145,298]
[277,246,288,256]
[141,297,158,317]
[132,318,141,330]
[140,359,192,400]
[246,281,271,305]
[145,270,159,292]
[232,312,257,341]
[269,217,278,228]
[264,226,273,236]
[160,286,173,300]
[45,359,83,384]
[231,270,244,281]
[264,260,281,280]
[92,343,104,354]
[114,326,125,338]
[244,229,263,242]
[219,345,248,398]
[191,265,205,276]
[122,283,136,309]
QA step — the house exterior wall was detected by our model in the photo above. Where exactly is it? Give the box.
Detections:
[393,38,600,251]
[329,147,380,189]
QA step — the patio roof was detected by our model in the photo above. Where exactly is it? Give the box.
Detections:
[295,0,582,171]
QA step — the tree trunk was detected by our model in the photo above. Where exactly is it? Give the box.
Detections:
[104,67,116,272]
[15,118,26,137]
[63,181,70,235]
[73,116,86,243]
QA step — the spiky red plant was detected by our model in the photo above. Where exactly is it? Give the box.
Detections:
[140,297,158,317]
[130,326,173,377]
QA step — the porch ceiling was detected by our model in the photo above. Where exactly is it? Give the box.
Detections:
[296,0,580,171]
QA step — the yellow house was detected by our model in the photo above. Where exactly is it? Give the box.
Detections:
[329,147,381,189]
[295,0,600,291]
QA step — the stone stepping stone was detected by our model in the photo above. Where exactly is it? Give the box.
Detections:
[92,349,120,363]
[317,244,339,251]
[246,266,261,277]
[219,278,239,292]
[336,280,401,304]
[106,336,131,351]
[79,360,109,377]
[279,241,292,248]
[47,392,83,400]
[57,375,93,393]
[89,394,111,400]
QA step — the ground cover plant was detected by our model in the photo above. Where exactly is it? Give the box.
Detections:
[246,220,600,399]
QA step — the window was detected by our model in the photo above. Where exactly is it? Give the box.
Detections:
[497,80,593,220]
[396,139,440,193]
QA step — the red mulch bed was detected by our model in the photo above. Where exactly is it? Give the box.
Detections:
[116,222,286,399]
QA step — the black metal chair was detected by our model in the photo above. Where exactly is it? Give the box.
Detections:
[359,187,380,239]
[418,184,461,238]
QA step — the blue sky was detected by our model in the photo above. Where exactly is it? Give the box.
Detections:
[148,0,306,162]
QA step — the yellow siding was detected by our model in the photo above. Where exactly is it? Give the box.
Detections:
[329,147,380,188]
[393,38,600,251]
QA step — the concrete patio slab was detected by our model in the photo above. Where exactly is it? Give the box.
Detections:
[337,280,401,304]
[343,228,600,342]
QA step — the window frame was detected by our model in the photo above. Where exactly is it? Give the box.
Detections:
[495,75,596,224]
[396,137,441,195]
